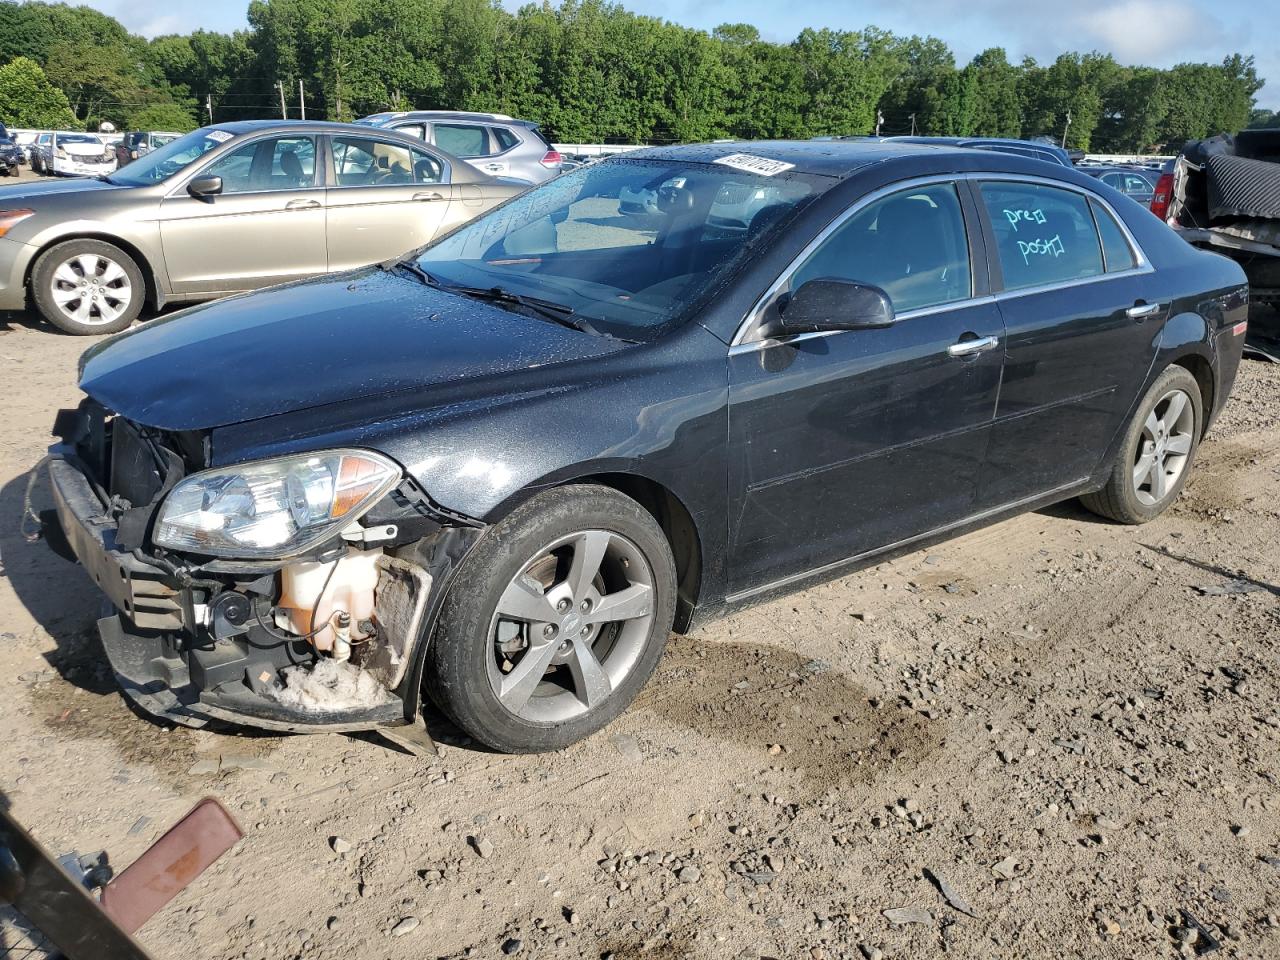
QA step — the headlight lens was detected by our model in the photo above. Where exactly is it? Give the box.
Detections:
[153,450,400,558]
[0,209,34,238]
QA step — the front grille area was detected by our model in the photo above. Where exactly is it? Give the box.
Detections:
[109,418,165,507]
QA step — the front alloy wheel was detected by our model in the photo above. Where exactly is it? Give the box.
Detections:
[428,485,677,753]
[32,239,145,335]
[488,530,656,724]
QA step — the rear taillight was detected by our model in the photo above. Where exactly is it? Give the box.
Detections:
[539,150,562,169]
[1150,172,1174,220]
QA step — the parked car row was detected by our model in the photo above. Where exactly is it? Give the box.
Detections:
[354,110,563,182]
[40,136,1247,752]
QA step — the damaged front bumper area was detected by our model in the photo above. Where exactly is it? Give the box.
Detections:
[46,411,482,735]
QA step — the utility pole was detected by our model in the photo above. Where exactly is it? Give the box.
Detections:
[276,81,288,119]
[298,79,306,120]
[1061,109,1072,148]
[874,109,884,137]
[909,113,916,136]
[205,94,213,124]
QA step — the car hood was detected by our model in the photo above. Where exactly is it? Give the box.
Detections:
[0,177,125,201]
[79,269,631,432]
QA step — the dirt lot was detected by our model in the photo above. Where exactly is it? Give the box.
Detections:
[0,279,1278,958]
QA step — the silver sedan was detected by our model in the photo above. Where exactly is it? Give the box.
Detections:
[0,121,527,334]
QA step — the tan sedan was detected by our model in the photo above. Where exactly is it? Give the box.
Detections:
[0,121,527,334]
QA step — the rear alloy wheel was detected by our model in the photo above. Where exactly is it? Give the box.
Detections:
[1080,365,1203,523]
[427,485,677,753]
[32,240,145,335]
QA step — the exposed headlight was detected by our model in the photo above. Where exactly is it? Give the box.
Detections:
[153,450,401,558]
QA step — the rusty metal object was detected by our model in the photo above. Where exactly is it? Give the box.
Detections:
[99,798,243,935]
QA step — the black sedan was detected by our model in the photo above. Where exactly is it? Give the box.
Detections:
[46,140,1248,753]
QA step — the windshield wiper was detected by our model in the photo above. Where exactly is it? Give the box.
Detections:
[94,174,116,185]
[377,257,445,287]
[380,258,624,339]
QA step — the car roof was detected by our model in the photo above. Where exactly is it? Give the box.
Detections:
[619,139,1081,179]
[360,111,523,123]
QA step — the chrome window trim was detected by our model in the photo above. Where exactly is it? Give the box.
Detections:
[730,170,1154,348]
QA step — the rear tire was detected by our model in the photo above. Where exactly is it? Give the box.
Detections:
[426,484,677,753]
[1080,365,1203,523]
[31,239,145,335]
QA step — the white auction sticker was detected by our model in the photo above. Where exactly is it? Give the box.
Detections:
[712,153,795,177]
[206,130,234,143]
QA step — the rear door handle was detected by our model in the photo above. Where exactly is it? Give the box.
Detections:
[285,198,320,210]
[412,191,446,202]
[947,335,1000,357]
[1126,302,1163,320]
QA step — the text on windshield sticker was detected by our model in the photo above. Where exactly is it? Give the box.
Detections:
[713,154,795,177]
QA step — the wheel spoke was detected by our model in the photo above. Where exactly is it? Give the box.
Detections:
[566,639,612,709]
[96,298,123,322]
[71,298,93,321]
[1162,391,1188,428]
[1144,410,1160,437]
[53,263,80,286]
[496,574,558,624]
[498,638,561,713]
[50,286,81,306]
[1165,434,1192,456]
[565,530,609,602]
[75,254,100,279]
[1150,459,1169,500]
[1132,450,1157,488]
[586,583,653,625]
[99,261,126,285]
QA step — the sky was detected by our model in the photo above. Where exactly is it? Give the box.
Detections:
[82,0,1278,110]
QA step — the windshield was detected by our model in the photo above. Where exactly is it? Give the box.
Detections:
[412,158,822,340]
[111,128,231,186]
[59,134,101,144]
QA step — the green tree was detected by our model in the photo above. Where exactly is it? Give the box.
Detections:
[128,101,197,131]
[0,55,78,127]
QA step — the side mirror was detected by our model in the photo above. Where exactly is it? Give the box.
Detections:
[779,278,895,333]
[187,176,223,199]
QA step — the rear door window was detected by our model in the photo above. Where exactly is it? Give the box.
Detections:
[979,182,1104,291]
[331,136,444,185]
[1090,199,1138,272]
[790,182,972,313]
[433,123,491,157]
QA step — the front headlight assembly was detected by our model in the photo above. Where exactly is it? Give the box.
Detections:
[153,450,401,559]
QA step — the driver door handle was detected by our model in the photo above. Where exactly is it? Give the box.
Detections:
[947,334,1000,357]
[285,198,320,210]
[412,191,446,202]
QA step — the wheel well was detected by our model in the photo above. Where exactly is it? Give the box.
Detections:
[25,234,160,310]
[573,473,702,634]
[1172,355,1214,436]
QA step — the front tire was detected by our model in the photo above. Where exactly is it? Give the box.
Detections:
[31,239,145,335]
[1080,365,1203,523]
[427,484,677,753]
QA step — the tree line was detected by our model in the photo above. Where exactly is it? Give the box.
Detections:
[0,0,1270,152]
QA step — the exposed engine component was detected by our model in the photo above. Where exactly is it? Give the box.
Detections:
[275,546,382,652]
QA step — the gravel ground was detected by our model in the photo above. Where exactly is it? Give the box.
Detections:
[0,260,1278,959]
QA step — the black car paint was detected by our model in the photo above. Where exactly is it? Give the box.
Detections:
[70,141,1247,722]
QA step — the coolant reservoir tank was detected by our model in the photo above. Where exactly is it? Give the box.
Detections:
[277,548,381,652]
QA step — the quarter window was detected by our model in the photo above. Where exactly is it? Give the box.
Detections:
[1091,199,1138,272]
[199,136,316,194]
[790,182,972,313]
[331,136,444,185]
[493,127,520,151]
[979,182,1103,290]
[433,123,490,157]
